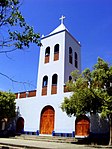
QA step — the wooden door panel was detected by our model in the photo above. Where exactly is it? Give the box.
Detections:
[75,116,90,136]
[40,106,54,134]
[76,124,90,136]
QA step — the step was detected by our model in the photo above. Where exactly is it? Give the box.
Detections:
[14,134,77,143]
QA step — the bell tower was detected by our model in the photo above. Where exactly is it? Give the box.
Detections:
[16,16,81,135]
[37,16,81,97]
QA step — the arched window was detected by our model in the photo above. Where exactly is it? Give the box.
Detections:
[75,52,78,68]
[52,74,58,85]
[54,44,59,61]
[51,74,58,94]
[42,75,48,96]
[45,47,50,63]
[69,47,72,64]
[42,76,48,87]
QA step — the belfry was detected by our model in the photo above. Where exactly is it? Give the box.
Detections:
[16,16,81,136]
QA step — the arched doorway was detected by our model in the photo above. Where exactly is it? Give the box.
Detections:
[40,106,55,134]
[75,115,90,137]
[16,117,24,133]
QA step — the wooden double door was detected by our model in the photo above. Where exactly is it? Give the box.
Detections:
[75,115,90,136]
[40,106,55,134]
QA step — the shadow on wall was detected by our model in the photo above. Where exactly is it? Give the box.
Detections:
[89,113,110,145]
[15,106,24,134]
[16,117,24,134]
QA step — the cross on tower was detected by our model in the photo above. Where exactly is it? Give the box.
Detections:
[59,15,65,24]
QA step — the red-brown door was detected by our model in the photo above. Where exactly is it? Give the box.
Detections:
[40,106,55,134]
[75,115,90,136]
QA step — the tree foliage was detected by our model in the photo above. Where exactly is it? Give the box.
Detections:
[61,57,112,118]
[0,91,16,121]
[0,0,41,53]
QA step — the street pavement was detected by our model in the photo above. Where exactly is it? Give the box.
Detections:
[0,138,112,149]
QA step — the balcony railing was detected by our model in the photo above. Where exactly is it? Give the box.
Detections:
[15,90,36,99]
[45,55,50,63]
[42,86,47,96]
[51,85,57,94]
[54,52,59,61]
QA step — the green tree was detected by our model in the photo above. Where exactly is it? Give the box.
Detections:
[61,57,112,145]
[0,0,41,82]
[0,91,16,124]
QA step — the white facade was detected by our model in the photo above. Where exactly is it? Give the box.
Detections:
[15,18,109,141]
[16,18,81,136]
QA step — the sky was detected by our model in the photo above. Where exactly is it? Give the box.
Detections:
[0,0,112,93]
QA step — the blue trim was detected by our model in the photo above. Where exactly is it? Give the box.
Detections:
[29,132,32,135]
[52,131,75,137]
[21,128,24,134]
[21,130,75,138]
[65,133,69,137]
[36,130,39,135]
[72,131,75,137]
[24,131,28,134]
[52,131,55,136]
[23,131,38,135]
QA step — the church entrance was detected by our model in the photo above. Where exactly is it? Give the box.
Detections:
[75,115,90,137]
[16,117,24,133]
[40,106,55,134]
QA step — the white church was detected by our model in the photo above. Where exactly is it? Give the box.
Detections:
[15,16,81,136]
[15,16,109,141]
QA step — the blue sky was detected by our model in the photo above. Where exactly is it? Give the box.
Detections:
[0,0,112,92]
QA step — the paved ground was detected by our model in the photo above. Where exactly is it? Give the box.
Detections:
[0,138,111,149]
